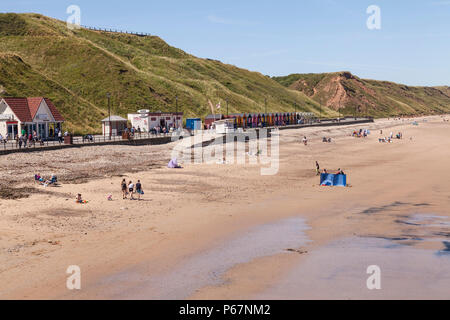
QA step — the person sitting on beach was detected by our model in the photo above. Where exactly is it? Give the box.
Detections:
[43,174,58,187]
[323,169,328,174]
[34,173,44,183]
[76,194,83,203]
[302,136,308,146]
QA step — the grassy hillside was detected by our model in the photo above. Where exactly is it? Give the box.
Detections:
[0,13,335,134]
[273,72,450,118]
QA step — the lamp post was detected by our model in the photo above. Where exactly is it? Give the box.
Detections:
[226,98,229,117]
[106,92,111,139]
[175,95,179,128]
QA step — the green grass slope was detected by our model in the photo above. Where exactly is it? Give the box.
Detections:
[0,13,335,134]
[273,72,450,118]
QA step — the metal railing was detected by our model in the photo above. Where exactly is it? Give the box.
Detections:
[0,131,175,152]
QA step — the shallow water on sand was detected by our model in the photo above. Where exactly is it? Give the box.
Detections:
[99,217,311,299]
[255,236,450,300]
[405,214,450,228]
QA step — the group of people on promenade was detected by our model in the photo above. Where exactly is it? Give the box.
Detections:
[121,125,177,139]
[0,128,64,149]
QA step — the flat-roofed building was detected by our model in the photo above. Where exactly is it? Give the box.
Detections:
[128,110,183,132]
[101,115,128,136]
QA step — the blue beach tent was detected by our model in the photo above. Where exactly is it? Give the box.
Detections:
[320,174,347,187]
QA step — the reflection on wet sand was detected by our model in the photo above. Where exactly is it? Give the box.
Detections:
[98,218,311,299]
[256,236,450,300]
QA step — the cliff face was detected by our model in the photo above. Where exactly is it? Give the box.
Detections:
[274,72,450,117]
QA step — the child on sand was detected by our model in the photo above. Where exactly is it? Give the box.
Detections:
[76,194,83,203]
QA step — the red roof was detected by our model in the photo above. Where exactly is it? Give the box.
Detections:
[27,97,44,119]
[44,98,65,122]
[2,97,64,122]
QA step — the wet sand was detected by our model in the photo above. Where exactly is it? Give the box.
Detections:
[255,236,450,300]
[1,116,449,299]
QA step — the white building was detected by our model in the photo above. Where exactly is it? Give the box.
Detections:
[128,110,183,132]
[213,119,235,134]
[0,97,65,139]
[102,115,128,136]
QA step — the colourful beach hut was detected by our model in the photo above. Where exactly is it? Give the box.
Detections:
[236,114,243,128]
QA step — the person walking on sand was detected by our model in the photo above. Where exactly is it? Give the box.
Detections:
[136,180,143,200]
[302,136,308,146]
[121,178,127,199]
[128,181,135,200]
[316,161,320,176]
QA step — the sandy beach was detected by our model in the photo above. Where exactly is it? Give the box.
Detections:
[1,116,449,300]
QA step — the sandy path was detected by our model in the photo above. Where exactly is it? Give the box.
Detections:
[0,115,449,299]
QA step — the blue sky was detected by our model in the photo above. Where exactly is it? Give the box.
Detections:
[2,0,450,86]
